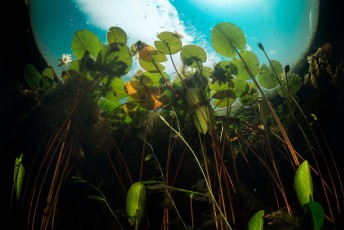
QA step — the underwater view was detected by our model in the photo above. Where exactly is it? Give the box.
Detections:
[1,0,344,229]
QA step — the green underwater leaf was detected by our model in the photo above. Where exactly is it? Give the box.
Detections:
[210,80,236,108]
[294,160,313,207]
[41,66,55,81]
[269,60,283,78]
[96,43,132,77]
[194,105,211,134]
[126,182,146,228]
[248,210,265,230]
[98,97,122,114]
[155,31,182,55]
[186,88,202,107]
[14,153,25,201]
[143,71,170,87]
[258,60,283,89]
[277,73,302,97]
[231,51,259,80]
[211,22,246,58]
[103,77,127,102]
[180,44,207,68]
[212,61,237,83]
[139,58,165,72]
[239,82,258,106]
[107,26,127,45]
[41,67,55,91]
[72,30,103,60]
[24,64,42,90]
[305,201,325,230]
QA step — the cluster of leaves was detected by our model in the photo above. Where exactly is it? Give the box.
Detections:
[34,22,300,136]
[21,22,314,229]
[248,160,324,230]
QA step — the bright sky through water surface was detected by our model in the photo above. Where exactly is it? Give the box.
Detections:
[30,0,319,77]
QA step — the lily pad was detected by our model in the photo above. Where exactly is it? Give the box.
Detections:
[231,51,259,80]
[107,26,127,45]
[155,31,182,55]
[248,210,265,230]
[211,22,246,58]
[126,182,146,228]
[294,160,313,207]
[180,44,207,68]
[72,30,103,60]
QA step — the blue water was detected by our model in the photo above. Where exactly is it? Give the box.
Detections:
[30,0,319,77]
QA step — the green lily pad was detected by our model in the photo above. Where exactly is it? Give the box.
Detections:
[72,30,103,60]
[194,105,211,134]
[126,182,146,228]
[107,26,127,45]
[211,22,246,58]
[14,153,25,201]
[155,31,182,55]
[96,43,132,77]
[231,51,259,80]
[248,210,265,230]
[180,44,207,68]
[294,160,313,207]
[305,201,324,230]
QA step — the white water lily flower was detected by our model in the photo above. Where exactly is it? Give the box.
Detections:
[58,54,72,67]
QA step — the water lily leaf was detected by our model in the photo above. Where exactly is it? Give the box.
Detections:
[258,60,283,89]
[98,97,121,114]
[126,182,146,227]
[257,64,274,89]
[24,64,42,90]
[68,55,97,80]
[232,79,248,98]
[211,22,246,58]
[143,71,170,87]
[180,44,207,68]
[103,77,127,102]
[155,31,182,54]
[97,44,132,77]
[277,73,302,97]
[40,67,55,90]
[139,58,165,72]
[294,160,313,207]
[212,61,237,83]
[211,90,236,100]
[239,83,258,105]
[14,153,25,201]
[41,67,55,80]
[186,88,202,107]
[212,97,236,108]
[194,105,211,134]
[248,210,265,230]
[152,52,168,63]
[269,60,283,78]
[210,80,235,91]
[202,66,213,79]
[107,26,127,45]
[138,44,158,62]
[231,51,259,80]
[305,201,324,230]
[72,30,103,60]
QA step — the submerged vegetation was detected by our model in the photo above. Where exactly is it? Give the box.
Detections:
[7,21,344,229]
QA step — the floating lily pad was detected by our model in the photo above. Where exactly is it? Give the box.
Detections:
[72,30,103,60]
[211,22,246,58]
[107,26,127,45]
[180,44,207,68]
[155,31,182,55]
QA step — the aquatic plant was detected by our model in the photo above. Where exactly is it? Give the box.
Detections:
[8,21,344,230]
